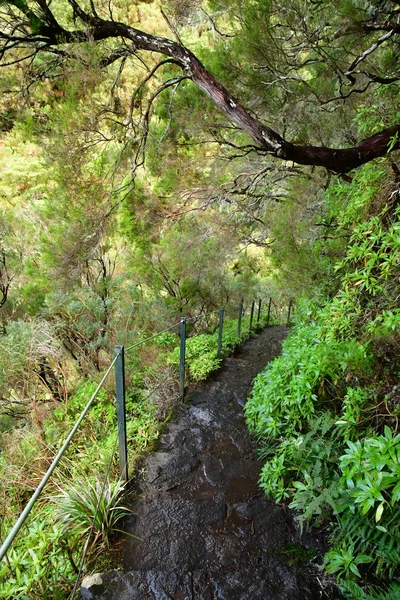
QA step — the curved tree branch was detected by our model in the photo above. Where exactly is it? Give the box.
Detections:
[133,74,189,174]
[344,25,400,82]
[0,1,399,174]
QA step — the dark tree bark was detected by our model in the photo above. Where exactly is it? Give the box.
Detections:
[1,0,399,174]
[36,358,62,401]
[0,248,10,310]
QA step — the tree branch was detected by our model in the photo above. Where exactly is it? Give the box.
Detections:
[344,26,400,82]
[0,2,398,174]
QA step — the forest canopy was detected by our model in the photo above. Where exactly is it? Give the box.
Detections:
[0,0,399,174]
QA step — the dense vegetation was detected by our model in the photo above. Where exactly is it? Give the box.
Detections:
[247,163,400,599]
[0,0,399,597]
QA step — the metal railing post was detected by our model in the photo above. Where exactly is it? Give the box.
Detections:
[257,298,262,327]
[179,317,186,401]
[0,356,118,563]
[249,300,255,332]
[266,297,272,327]
[237,301,243,338]
[287,299,293,325]
[115,345,128,482]
[217,306,224,359]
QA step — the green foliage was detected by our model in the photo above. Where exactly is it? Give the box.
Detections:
[53,478,131,546]
[153,331,179,349]
[188,351,220,382]
[0,505,76,600]
[125,390,159,454]
[249,298,400,591]
[325,543,373,579]
[339,580,400,600]
[247,162,400,596]
[338,428,400,519]
[246,317,371,440]
[322,429,400,587]
[184,332,221,381]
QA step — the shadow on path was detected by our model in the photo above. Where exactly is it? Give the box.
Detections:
[85,326,334,600]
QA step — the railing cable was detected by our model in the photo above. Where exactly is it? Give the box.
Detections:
[140,374,171,404]
[184,308,219,323]
[0,353,120,563]
[125,321,181,352]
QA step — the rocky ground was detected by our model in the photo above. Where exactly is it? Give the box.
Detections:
[82,326,339,600]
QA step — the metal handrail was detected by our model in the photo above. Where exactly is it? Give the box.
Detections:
[0,296,289,565]
[0,353,119,563]
[125,321,181,352]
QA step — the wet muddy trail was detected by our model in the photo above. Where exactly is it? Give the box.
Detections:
[86,326,336,600]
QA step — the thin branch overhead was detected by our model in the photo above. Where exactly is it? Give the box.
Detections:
[0,0,398,174]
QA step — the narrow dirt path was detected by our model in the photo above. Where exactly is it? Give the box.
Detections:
[86,326,329,600]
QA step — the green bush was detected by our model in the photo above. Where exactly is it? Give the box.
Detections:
[0,505,76,599]
[168,315,264,382]
[246,162,400,597]
[54,478,131,546]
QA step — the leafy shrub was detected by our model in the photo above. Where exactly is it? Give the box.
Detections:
[338,427,400,522]
[321,427,400,588]
[153,331,179,348]
[339,580,400,600]
[246,319,372,441]
[246,164,400,595]
[54,478,131,546]
[189,351,221,381]
[0,505,76,599]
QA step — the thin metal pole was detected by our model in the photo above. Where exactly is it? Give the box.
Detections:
[115,345,128,483]
[257,298,262,326]
[237,301,243,338]
[0,355,118,564]
[249,300,255,332]
[287,299,293,325]
[266,297,272,327]
[217,306,224,359]
[179,317,186,401]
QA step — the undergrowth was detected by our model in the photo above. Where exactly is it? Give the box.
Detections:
[0,301,279,598]
[246,162,400,599]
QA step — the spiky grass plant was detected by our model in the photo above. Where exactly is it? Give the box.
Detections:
[53,478,131,547]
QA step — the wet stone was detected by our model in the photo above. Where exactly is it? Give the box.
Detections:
[140,451,200,493]
[145,571,179,598]
[186,390,208,405]
[141,453,171,484]
[132,498,227,530]
[185,426,212,452]
[187,406,215,427]
[157,422,188,451]
[87,327,336,600]
[202,456,225,487]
